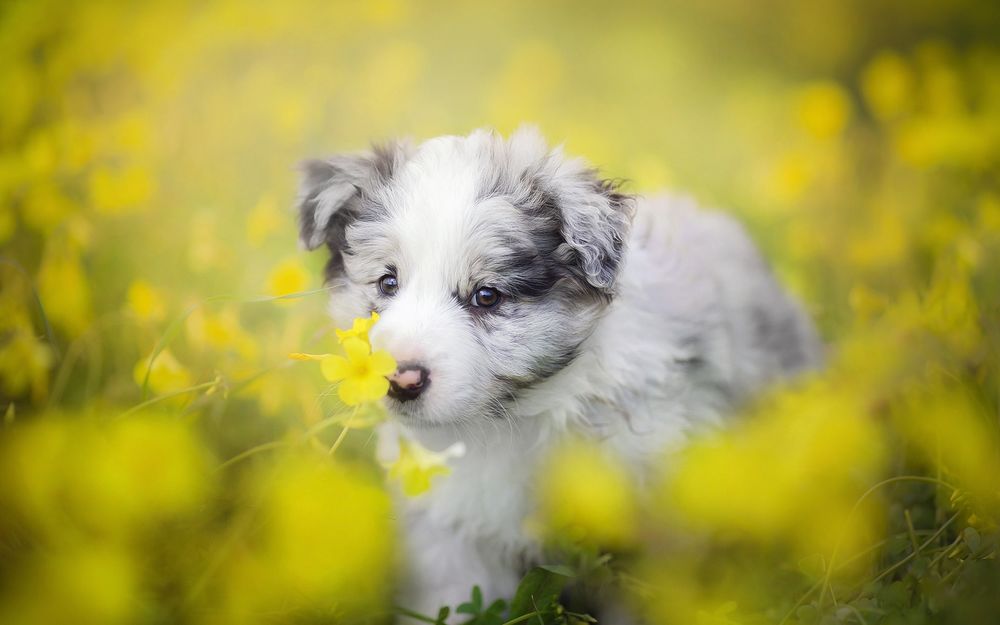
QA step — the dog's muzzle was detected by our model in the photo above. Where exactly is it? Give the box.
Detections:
[387,362,430,401]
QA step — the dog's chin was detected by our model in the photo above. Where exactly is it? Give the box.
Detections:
[383,394,502,428]
[382,397,455,428]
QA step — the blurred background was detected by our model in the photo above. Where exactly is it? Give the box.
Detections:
[1,0,999,623]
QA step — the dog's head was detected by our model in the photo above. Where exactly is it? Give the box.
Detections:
[296,127,634,426]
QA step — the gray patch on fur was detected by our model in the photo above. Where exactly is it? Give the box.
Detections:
[296,141,410,280]
[471,138,635,299]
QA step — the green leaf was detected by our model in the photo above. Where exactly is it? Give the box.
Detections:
[435,606,451,625]
[508,566,573,618]
[457,585,484,616]
[878,581,910,610]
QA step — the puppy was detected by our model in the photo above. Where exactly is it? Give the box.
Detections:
[295,127,822,615]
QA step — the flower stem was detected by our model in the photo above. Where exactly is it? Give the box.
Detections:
[328,405,360,456]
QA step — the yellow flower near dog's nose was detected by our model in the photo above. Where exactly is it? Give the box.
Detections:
[321,337,396,406]
[387,437,466,497]
[334,311,380,344]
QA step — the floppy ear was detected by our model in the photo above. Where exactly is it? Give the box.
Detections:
[296,142,409,251]
[552,173,634,295]
[502,125,634,297]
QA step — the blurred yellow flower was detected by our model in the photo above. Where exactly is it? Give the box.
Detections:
[87,164,155,214]
[0,545,137,625]
[0,324,53,402]
[535,439,637,547]
[186,307,258,361]
[266,256,310,299]
[21,181,76,233]
[321,337,396,406]
[794,81,852,140]
[126,279,166,322]
[861,50,914,122]
[216,455,394,620]
[665,381,885,559]
[0,414,211,538]
[386,436,464,497]
[133,348,193,395]
[895,386,1000,510]
[36,243,92,337]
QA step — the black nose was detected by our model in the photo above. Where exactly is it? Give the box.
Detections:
[387,363,430,402]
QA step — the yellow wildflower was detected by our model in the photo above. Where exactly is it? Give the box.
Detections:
[334,311,380,344]
[126,279,166,322]
[36,243,92,337]
[0,325,53,402]
[535,439,637,547]
[87,164,155,214]
[793,81,852,140]
[321,337,396,406]
[218,455,394,620]
[266,257,310,299]
[861,50,914,121]
[132,349,193,396]
[0,545,137,625]
[386,437,465,497]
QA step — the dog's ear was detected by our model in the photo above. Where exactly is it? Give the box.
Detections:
[503,125,635,297]
[550,173,634,296]
[296,142,408,251]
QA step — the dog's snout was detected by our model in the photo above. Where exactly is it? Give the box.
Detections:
[387,363,430,402]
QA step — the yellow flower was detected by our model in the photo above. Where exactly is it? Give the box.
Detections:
[386,437,465,496]
[36,243,92,337]
[126,279,166,322]
[793,81,852,140]
[321,337,396,406]
[535,439,637,547]
[132,349,193,396]
[861,50,914,122]
[219,455,394,619]
[334,311,380,344]
[266,257,309,299]
[87,164,155,214]
[0,324,53,402]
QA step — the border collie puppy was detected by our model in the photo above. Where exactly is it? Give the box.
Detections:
[295,127,822,615]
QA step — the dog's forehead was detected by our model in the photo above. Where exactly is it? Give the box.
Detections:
[381,136,523,284]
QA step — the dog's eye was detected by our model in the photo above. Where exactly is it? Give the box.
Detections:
[378,274,399,296]
[471,287,501,308]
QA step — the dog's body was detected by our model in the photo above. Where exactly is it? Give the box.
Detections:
[296,128,822,614]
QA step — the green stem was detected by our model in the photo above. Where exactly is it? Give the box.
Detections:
[500,611,542,625]
[328,405,360,456]
[215,441,291,472]
[868,511,960,585]
[393,606,439,624]
[820,475,958,604]
[117,380,219,419]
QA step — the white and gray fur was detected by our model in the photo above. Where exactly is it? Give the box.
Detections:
[296,127,822,616]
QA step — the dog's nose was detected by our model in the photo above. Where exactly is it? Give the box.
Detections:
[387,363,430,401]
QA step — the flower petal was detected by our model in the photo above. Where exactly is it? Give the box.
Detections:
[360,374,390,402]
[342,337,370,363]
[338,380,363,406]
[369,350,397,377]
[320,355,350,382]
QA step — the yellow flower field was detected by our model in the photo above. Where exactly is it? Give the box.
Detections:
[1,0,998,623]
